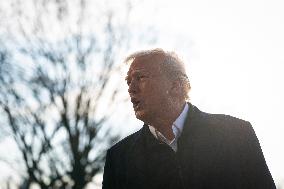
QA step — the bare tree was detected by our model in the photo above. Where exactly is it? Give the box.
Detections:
[0,0,154,188]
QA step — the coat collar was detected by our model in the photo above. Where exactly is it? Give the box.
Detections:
[126,103,202,171]
[177,103,202,150]
[140,102,202,151]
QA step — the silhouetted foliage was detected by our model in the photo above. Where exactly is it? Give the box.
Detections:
[0,0,153,188]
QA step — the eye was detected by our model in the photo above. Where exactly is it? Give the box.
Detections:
[137,75,147,81]
[137,75,143,80]
[126,75,148,86]
[126,79,131,86]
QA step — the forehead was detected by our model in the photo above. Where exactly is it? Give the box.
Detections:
[127,55,165,75]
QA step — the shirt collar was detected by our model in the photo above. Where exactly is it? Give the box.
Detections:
[172,102,189,138]
[148,103,189,143]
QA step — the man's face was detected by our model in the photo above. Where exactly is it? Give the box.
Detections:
[126,56,172,123]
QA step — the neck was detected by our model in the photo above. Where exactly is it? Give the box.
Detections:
[151,101,186,140]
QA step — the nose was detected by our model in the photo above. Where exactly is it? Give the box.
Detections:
[128,80,138,95]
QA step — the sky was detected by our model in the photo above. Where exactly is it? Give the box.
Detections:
[124,0,284,185]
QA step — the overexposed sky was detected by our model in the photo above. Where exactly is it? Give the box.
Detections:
[126,0,284,185]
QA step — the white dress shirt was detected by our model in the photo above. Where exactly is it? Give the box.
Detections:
[148,103,189,152]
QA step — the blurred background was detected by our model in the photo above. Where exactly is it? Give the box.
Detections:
[0,0,283,188]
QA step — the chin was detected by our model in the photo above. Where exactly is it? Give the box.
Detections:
[135,110,147,122]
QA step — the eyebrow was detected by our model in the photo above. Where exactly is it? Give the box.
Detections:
[125,69,150,82]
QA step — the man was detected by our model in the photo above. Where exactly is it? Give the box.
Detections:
[102,49,276,189]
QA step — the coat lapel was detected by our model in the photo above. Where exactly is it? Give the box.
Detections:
[125,126,153,186]
[126,125,171,187]
[177,102,202,152]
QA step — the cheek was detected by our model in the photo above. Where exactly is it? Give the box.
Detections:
[141,81,167,98]
[140,82,153,93]
[144,84,158,95]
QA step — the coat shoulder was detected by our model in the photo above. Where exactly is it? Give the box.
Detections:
[189,103,251,131]
[200,110,251,130]
[108,128,143,154]
[194,110,255,143]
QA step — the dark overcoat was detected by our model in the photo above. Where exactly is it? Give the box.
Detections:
[102,103,276,189]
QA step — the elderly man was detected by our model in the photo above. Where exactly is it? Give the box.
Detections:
[102,49,276,189]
